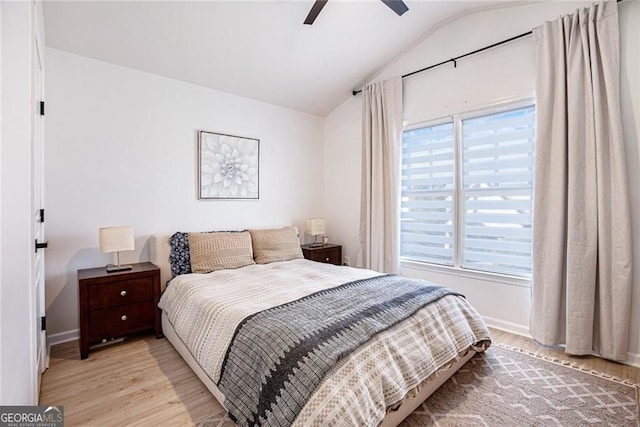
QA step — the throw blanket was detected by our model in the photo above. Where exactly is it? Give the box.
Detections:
[217,274,462,427]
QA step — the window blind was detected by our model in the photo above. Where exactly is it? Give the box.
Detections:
[461,106,535,276]
[401,121,455,265]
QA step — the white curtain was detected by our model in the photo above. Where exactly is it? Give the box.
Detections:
[358,77,403,273]
[531,1,632,361]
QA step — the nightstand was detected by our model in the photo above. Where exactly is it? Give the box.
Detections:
[301,244,342,266]
[78,262,162,359]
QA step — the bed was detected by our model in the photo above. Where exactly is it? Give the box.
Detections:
[150,227,490,426]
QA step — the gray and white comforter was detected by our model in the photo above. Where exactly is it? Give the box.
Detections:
[159,259,490,426]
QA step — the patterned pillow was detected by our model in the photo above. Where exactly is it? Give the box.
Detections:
[249,226,303,264]
[188,231,255,273]
[169,232,192,277]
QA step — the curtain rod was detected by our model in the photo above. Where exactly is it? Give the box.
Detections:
[352,0,623,96]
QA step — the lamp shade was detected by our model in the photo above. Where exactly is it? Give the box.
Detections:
[305,218,325,236]
[99,226,134,254]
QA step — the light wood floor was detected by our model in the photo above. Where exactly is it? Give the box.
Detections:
[39,334,225,426]
[40,328,640,426]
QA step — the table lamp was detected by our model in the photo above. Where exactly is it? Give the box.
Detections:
[99,226,134,272]
[305,218,325,248]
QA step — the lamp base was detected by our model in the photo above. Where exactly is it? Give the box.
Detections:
[308,243,324,248]
[106,264,133,273]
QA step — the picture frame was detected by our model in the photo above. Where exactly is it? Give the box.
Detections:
[198,130,260,200]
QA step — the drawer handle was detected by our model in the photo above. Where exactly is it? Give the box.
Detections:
[121,315,128,321]
[120,290,127,297]
[325,257,330,261]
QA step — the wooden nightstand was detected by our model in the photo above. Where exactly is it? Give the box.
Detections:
[301,244,342,266]
[78,262,162,359]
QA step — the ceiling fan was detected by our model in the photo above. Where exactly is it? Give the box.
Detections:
[303,0,409,25]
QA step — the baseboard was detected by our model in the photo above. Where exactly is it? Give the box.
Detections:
[483,316,531,338]
[625,351,640,368]
[48,329,79,346]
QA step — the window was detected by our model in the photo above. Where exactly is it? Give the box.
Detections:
[401,102,535,278]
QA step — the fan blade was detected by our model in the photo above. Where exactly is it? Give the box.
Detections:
[304,0,328,25]
[381,0,409,16]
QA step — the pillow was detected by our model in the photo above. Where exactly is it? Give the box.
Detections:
[249,226,303,264]
[169,232,192,277]
[169,230,243,277]
[188,231,255,273]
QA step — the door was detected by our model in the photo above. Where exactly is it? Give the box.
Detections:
[32,32,47,387]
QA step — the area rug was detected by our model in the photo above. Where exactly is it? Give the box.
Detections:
[198,344,639,426]
[400,344,639,426]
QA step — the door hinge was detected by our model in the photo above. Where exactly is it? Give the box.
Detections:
[39,208,45,223]
[41,316,46,331]
[40,101,45,116]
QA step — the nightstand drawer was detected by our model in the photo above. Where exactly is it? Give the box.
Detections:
[89,301,155,339]
[309,249,341,265]
[88,277,154,310]
[301,244,342,266]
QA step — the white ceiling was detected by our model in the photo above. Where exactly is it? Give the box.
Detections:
[43,0,521,117]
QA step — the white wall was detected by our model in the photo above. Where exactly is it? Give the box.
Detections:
[618,0,640,367]
[323,97,362,266]
[45,49,324,337]
[324,1,640,364]
[1,0,43,404]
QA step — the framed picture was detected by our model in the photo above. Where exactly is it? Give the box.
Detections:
[198,130,260,199]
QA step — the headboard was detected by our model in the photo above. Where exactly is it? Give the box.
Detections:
[150,234,173,290]
[150,227,300,291]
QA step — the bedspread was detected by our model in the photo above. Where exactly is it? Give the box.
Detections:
[158,259,490,426]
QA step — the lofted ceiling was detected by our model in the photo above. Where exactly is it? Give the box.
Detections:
[43,0,521,117]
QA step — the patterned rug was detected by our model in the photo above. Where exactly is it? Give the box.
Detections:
[198,344,640,426]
